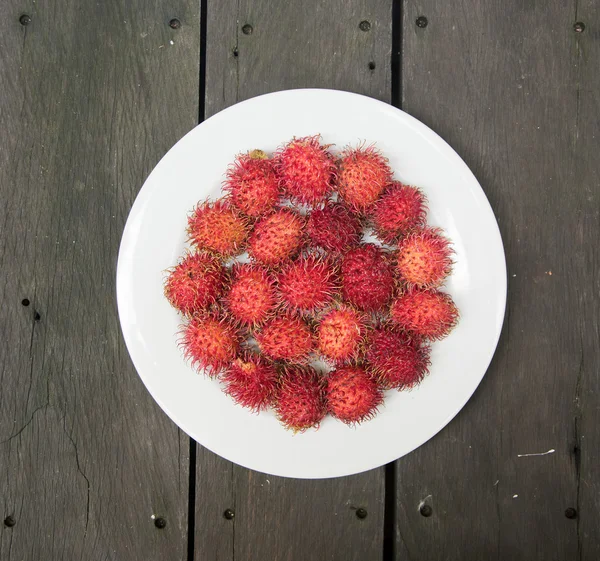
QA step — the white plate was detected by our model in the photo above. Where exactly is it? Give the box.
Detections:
[117,89,506,479]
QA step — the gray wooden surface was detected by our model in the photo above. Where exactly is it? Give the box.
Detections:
[1,0,599,560]
[0,1,198,559]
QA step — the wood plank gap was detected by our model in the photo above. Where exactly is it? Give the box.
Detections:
[188,439,197,561]
[383,461,398,561]
[199,0,208,122]
[391,0,403,108]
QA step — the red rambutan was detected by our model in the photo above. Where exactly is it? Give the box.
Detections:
[224,150,280,217]
[366,327,430,389]
[337,145,392,212]
[316,306,366,363]
[164,252,226,316]
[396,227,453,288]
[188,200,249,257]
[275,135,337,205]
[390,289,459,340]
[277,254,338,312]
[306,203,362,253]
[247,208,305,265]
[180,315,240,375]
[225,264,277,326]
[372,182,427,242]
[326,366,383,424]
[275,366,326,431]
[255,316,314,362]
[221,353,279,412]
[340,244,395,311]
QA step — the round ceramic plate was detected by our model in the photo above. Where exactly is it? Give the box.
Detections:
[117,89,506,479]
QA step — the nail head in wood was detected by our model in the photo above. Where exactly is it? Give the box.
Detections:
[242,24,253,35]
[355,507,368,519]
[359,20,371,32]
[573,22,585,33]
[223,508,235,520]
[420,504,433,517]
[368,61,376,70]
[416,16,428,29]
[565,508,577,519]
[22,298,30,307]
[4,516,16,528]
[169,18,181,30]
[154,517,167,529]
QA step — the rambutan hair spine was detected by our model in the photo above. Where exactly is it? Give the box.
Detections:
[394,226,455,290]
[276,251,341,314]
[187,198,251,258]
[336,142,393,214]
[274,135,338,206]
[314,302,372,366]
[178,312,242,377]
[223,149,281,218]
[163,250,228,317]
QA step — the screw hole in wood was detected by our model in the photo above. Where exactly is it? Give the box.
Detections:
[242,24,253,35]
[19,14,31,26]
[368,61,376,70]
[565,508,577,519]
[355,507,368,520]
[169,18,181,30]
[416,16,428,29]
[22,298,30,307]
[573,22,585,33]
[223,508,235,520]
[420,504,433,517]
[154,517,167,529]
[4,516,16,528]
[359,20,371,32]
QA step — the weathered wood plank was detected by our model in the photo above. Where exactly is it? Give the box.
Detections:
[0,1,199,559]
[197,2,391,560]
[573,3,600,559]
[395,2,592,559]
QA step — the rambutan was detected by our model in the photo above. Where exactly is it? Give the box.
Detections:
[277,254,338,312]
[396,227,453,288]
[221,353,279,412]
[337,145,392,212]
[224,150,280,217]
[316,306,366,363]
[372,182,427,242]
[390,289,459,340]
[188,200,249,257]
[275,366,326,431]
[366,327,430,389]
[225,264,277,326]
[306,203,362,253]
[255,316,314,362]
[340,244,395,311]
[247,208,305,265]
[180,315,240,375]
[164,253,226,316]
[275,135,337,205]
[326,366,383,424]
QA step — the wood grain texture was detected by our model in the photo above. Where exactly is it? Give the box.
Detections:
[205,0,392,117]
[0,1,198,559]
[395,1,597,560]
[196,1,391,560]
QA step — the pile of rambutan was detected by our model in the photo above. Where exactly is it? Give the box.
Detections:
[165,135,459,432]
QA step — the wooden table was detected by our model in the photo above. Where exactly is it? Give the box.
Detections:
[1,1,598,559]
